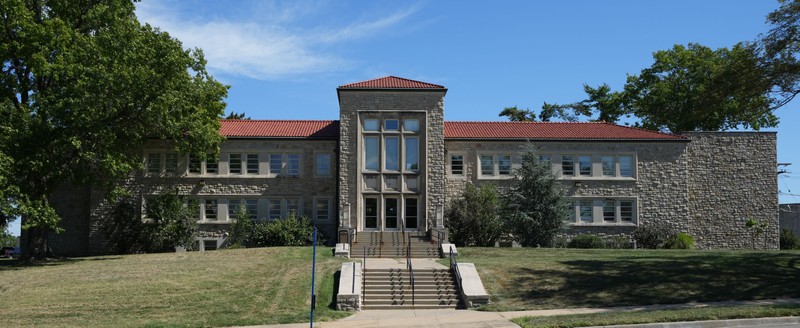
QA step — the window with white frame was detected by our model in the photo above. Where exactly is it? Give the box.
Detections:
[364,119,379,131]
[205,158,218,174]
[561,155,574,176]
[364,136,379,171]
[269,154,282,175]
[498,155,512,175]
[268,199,282,220]
[385,136,399,171]
[601,156,615,176]
[578,155,592,176]
[246,154,259,174]
[165,153,178,174]
[204,199,218,221]
[228,199,258,221]
[450,154,464,175]
[550,154,636,179]
[315,153,331,176]
[480,155,493,176]
[286,198,299,216]
[568,198,637,225]
[287,154,300,176]
[619,155,633,177]
[384,119,399,131]
[479,154,514,177]
[314,198,331,222]
[404,119,419,132]
[188,155,201,174]
[405,137,418,171]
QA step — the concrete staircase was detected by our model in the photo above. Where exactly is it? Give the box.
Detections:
[362,267,460,309]
[350,232,441,258]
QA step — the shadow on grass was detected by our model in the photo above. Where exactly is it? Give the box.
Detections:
[330,270,341,310]
[505,252,800,309]
[0,256,123,271]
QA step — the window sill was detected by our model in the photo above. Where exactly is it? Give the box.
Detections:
[197,221,231,224]
[477,175,514,180]
[567,222,637,227]
[559,176,636,182]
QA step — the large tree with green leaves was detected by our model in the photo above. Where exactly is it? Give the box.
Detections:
[445,183,506,247]
[503,146,569,247]
[0,0,227,258]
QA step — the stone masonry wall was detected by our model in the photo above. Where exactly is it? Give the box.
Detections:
[684,132,778,249]
[444,140,690,241]
[337,90,446,231]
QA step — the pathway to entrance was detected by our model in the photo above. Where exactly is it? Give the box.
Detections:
[232,298,800,328]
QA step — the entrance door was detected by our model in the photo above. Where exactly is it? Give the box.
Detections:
[405,198,418,230]
[364,197,379,230]
[384,198,399,230]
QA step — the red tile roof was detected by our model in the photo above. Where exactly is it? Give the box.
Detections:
[220,120,338,139]
[338,76,445,89]
[219,120,686,141]
[444,121,687,141]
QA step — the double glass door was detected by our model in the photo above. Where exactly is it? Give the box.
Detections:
[363,197,418,231]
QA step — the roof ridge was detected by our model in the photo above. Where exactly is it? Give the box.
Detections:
[597,121,683,138]
[339,76,445,89]
[443,120,609,124]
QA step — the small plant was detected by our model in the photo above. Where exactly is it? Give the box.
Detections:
[568,234,605,249]
[604,236,632,249]
[745,218,770,250]
[780,228,800,250]
[665,232,695,249]
[633,222,675,249]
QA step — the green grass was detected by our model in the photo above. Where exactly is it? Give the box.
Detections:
[0,247,350,327]
[453,248,800,312]
[512,304,800,328]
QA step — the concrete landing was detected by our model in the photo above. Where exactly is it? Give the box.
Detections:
[362,258,448,270]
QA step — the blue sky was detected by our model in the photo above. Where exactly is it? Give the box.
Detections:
[7,0,800,235]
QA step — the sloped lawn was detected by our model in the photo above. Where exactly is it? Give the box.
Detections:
[0,247,349,327]
[456,248,800,312]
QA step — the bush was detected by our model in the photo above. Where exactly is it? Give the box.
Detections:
[604,236,632,249]
[780,228,800,250]
[633,222,675,249]
[227,202,252,248]
[665,232,695,249]
[249,213,314,247]
[445,183,505,247]
[568,234,605,249]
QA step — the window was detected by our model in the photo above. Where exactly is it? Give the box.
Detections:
[287,154,300,176]
[203,240,217,251]
[450,155,464,175]
[539,155,551,164]
[480,155,494,176]
[579,200,593,223]
[269,154,282,175]
[579,156,592,176]
[620,201,633,222]
[561,156,574,176]
[601,156,615,176]
[404,119,419,132]
[204,199,218,221]
[165,153,178,174]
[364,119,379,131]
[405,198,418,229]
[206,158,218,174]
[314,198,330,222]
[229,199,258,221]
[365,198,378,229]
[315,153,331,176]
[619,155,633,177]
[268,199,282,220]
[405,137,418,171]
[229,154,242,174]
[147,153,161,174]
[246,154,259,174]
[498,155,512,175]
[286,198,299,216]
[188,155,201,174]
[571,198,636,224]
[603,200,616,222]
[385,119,399,131]
[364,136,379,171]
[385,198,398,229]
[385,137,399,171]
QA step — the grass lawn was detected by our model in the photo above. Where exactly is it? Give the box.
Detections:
[454,248,800,312]
[513,304,800,328]
[0,247,350,327]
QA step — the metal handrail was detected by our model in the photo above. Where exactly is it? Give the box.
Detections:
[449,246,463,295]
[351,261,356,294]
[362,246,366,304]
[407,236,415,307]
[378,231,383,258]
[437,230,446,252]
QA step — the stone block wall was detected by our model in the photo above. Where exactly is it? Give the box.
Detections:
[684,132,779,249]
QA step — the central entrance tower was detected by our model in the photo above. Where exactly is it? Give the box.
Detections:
[337,76,446,237]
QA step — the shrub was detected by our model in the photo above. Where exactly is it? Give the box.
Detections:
[780,228,800,250]
[249,213,314,247]
[633,222,675,249]
[568,234,605,249]
[146,192,199,252]
[446,183,505,247]
[227,202,252,248]
[100,198,152,254]
[665,232,696,249]
[604,236,632,249]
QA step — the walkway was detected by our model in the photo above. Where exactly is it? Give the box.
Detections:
[233,298,800,328]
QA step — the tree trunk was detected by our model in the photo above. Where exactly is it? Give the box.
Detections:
[22,224,50,260]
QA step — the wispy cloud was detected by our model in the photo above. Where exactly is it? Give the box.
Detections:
[135,1,419,80]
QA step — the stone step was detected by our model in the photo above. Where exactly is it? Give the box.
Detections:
[363,289,458,295]
[362,304,458,310]
[362,299,459,307]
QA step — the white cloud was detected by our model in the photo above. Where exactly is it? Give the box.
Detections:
[135,2,418,80]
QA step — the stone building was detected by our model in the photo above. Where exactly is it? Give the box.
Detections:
[47,76,779,255]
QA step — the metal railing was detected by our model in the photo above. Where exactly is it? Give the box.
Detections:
[449,246,463,296]
[348,229,357,254]
[362,246,366,304]
[406,236,415,307]
[436,230,446,252]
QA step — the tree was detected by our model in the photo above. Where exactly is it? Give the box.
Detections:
[227,202,252,248]
[0,1,227,258]
[760,0,800,109]
[503,146,569,247]
[445,183,506,247]
[498,106,538,121]
[225,111,251,120]
[146,192,199,251]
